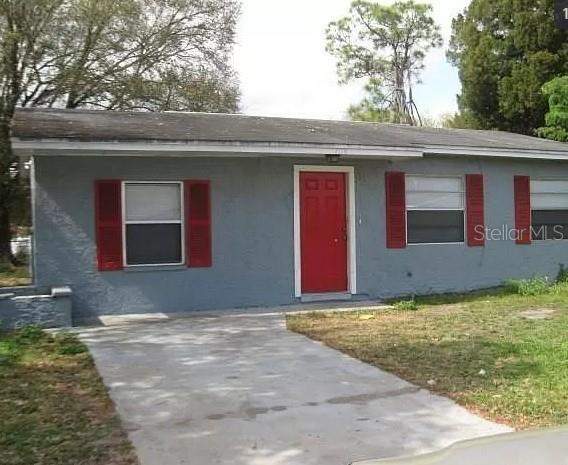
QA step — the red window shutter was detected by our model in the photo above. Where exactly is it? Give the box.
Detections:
[385,172,407,249]
[94,180,123,271]
[466,174,485,247]
[514,176,531,245]
[185,180,212,267]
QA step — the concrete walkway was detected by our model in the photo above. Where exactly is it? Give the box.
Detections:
[78,314,511,465]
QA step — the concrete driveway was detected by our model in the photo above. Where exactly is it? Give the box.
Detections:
[78,313,510,465]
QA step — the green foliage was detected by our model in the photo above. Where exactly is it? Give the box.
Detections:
[448,0,568,135]
[348,82,398,123]
[393,299,419,311]
[536,76,568,141]
[348,103,395,123]
[557,264,568,283]
[0,325,45,364]
[14,325,46,344]
[0,327,86,362]
[535,126,568,142]
[503,277,551,296]
[401,271,568,302]
[439,111,481,129]
[54,332,88,355]
[0,337,19,366]
[327,0,442,125]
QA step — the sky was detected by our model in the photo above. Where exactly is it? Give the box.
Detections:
[233,0,471,121]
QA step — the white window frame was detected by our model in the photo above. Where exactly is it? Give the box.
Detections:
[122,181,185,267]
[530,177,568,242]
[406,174,466,246]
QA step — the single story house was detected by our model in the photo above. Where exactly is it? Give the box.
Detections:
[10,108,568,321]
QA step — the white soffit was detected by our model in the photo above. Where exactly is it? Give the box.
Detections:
[11,139,424,159]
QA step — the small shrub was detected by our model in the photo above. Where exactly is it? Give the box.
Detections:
[15,325,46,344]
[0,326,45,364]
[503,277,551,296]
[557,264,568,284]
[393,299,419,311]
[0,338,19,366]
[503,280,520,294]
[54,332,87,355]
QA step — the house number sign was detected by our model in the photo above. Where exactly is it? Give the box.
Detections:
[555,0,568,29]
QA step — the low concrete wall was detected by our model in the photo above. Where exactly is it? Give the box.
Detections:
[0,286,72,330]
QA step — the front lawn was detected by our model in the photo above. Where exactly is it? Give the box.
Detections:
[287,285,568,429]
[0,327,138,465]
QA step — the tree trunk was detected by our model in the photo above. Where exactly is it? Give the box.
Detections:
[394,71,407,124]
[0,118,15,264]
[0,195,13,263]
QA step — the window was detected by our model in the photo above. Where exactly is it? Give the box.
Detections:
[124,182,184,265]
[406,176,465,244]
[531,179,568,241]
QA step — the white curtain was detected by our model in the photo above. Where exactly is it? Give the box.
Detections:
[125,183,181,222]
[531,180,568,209]
[406,176,463,210]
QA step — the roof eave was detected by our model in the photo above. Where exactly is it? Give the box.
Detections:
[423,145,568,161]
[11,138,568,161]
[10,138,424,159]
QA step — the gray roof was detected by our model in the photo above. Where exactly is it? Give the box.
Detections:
[11,107,568,154]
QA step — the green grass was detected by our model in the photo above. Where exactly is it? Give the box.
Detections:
[392,298,419,311]
[0,327,138,465]
[287,284,568,429]
[503,276,551,296]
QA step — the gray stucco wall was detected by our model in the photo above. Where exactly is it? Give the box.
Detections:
[33,155,568,320]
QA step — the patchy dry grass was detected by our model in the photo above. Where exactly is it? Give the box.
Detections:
[0,264,31,287]
[0,327,138,465]
[287,286,568,430]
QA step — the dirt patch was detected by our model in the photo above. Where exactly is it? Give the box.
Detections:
[518,308,557,320]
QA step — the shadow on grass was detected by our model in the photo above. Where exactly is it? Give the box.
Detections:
[384,287,508,307]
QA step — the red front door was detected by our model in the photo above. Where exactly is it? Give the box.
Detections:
[300,171,348,294]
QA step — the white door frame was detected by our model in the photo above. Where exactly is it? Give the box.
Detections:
[293,165,357,297]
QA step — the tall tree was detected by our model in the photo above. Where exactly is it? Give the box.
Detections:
[439,111,481,130]
[326,0,442,125]
[448,0,568,134]
[536,76,568,142]
[0,0,240,263]
[20,0,240,111]
[0,0,61,264]
[348,80,398,123]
